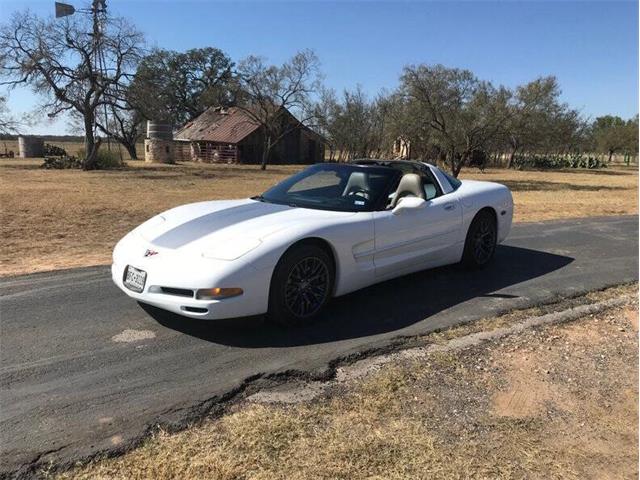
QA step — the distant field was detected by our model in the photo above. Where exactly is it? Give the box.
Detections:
[0,158,637,276]
[1,140,145,161]
[2,139,637,165]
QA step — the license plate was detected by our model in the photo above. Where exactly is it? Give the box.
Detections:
[124,265,146,293]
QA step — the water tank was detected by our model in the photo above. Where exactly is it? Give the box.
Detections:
[18,136,45,158]
[147,121,173,140]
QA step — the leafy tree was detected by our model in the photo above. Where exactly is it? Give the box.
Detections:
[624,116,639,157]
[503,76,591,167]
[130,47,235,126]
[380,92,437,161]
[592,115,636,162]
[235,49,321,170]
[400,64,512,176]
[0,10,143,169]
[505,77,559,166]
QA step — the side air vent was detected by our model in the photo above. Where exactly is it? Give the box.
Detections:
[159,287,194,297]
[182,306,208,314]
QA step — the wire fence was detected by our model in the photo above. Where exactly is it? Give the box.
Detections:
[174,141,239,163]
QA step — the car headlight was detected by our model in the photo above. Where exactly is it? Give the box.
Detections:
[201,237,262,261]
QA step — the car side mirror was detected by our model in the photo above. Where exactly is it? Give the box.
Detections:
[392,196,426,215]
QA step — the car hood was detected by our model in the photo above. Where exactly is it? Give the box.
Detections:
[138,199,353,253]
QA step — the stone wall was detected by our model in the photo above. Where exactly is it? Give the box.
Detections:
[144,139,175,164]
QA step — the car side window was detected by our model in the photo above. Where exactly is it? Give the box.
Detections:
[441,169,462,191]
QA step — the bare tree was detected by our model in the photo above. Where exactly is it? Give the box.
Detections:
[236,49,321,170]
[311,88,341,160]
[0,96,20,134]
[95,103,143,160]
[0,9,143,169]
[312,86,395,161]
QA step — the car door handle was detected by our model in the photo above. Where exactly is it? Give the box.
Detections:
[444,203,456,211]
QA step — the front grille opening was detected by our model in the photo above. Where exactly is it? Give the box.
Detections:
[160,287,194,297]
[182,306,208,314]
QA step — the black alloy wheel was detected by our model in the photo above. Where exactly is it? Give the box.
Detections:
[462,210,497,268]
[284,256,330,318]
[269,244,334,326]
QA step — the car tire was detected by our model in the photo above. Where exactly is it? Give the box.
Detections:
[462,210,497,269]
[268,244,335,326]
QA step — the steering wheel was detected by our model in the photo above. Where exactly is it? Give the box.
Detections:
[346,187,370,201]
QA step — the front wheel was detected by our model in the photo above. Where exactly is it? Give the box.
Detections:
[462,210,497,269]
[268,244,335,326]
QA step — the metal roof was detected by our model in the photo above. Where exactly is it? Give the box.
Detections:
[173,107,260,144]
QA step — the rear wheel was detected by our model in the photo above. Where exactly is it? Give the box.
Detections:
[462,210,497,268]
[268,244,334,326]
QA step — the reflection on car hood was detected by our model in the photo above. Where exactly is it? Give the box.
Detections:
[139,199,352,250]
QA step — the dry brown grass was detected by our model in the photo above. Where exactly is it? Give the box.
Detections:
[0,158,637,276]
[462,167,638,222]
[0,159,300,276]
[57,284,638,480]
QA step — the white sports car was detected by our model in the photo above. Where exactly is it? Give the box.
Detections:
[112,160,513,325]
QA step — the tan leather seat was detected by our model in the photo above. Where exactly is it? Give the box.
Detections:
[390,173,425,208]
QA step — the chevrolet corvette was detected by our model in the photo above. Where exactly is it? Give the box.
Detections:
[112,160,513,325]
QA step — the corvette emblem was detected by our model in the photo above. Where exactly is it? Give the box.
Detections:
[144,249,158,257]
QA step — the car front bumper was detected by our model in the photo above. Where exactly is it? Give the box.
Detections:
[111,239,272,320]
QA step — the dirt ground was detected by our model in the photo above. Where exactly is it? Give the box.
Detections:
[0,158,637,276]
[56,284,638,480]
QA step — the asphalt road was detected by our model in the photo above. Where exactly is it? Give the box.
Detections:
[1,215,638,478]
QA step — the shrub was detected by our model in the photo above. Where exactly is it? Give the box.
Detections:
[41,147,126,170]
[511,154,606,170]
[77,148,127,169]
[43,143,67,156]
[41,155,82,169]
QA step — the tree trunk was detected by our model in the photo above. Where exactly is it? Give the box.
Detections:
[122,140,137,160]
[507,146,518,169]
[261,136,272,170]
[452,160,462,178]
[608,150,613,163]
[82,113,100,170]
[452,150,471,178]
[448,148,459,177]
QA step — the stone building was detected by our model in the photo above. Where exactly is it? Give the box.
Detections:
[144,121,174,163]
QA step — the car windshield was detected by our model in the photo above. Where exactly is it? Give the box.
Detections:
[256,163,399,212]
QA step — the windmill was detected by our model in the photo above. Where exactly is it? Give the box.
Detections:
[55,1,113,152]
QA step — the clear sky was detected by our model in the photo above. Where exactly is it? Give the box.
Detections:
[1,0,638,135]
